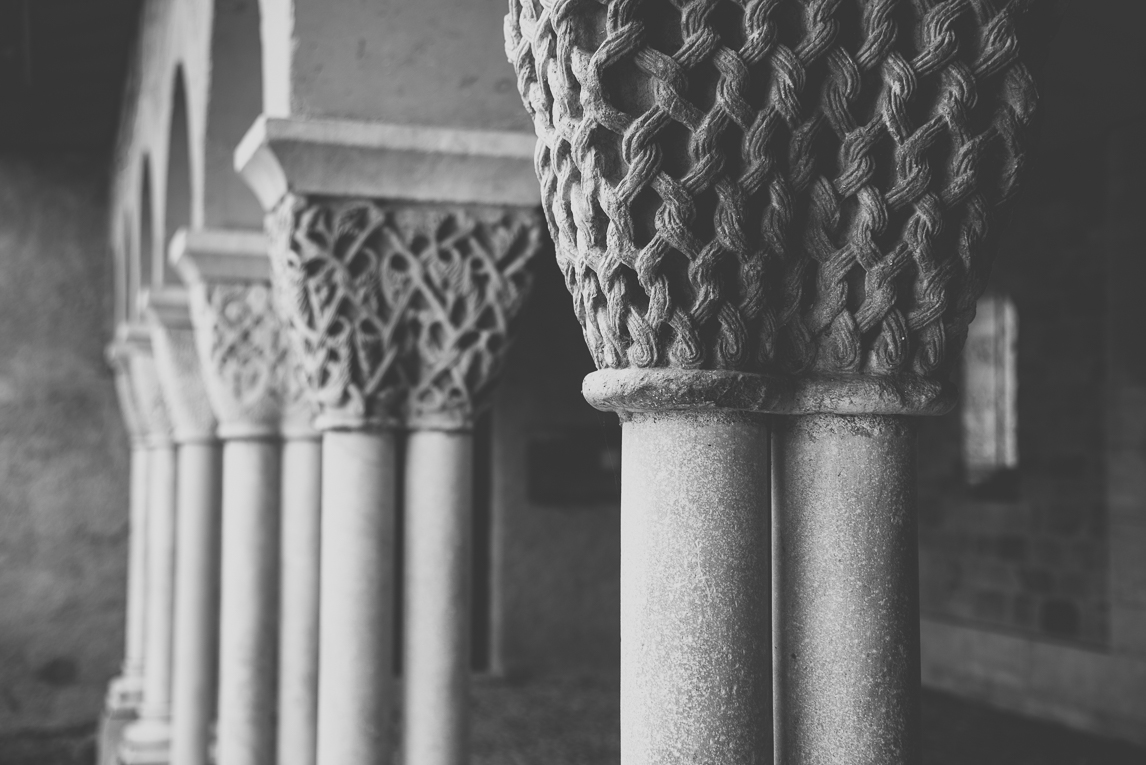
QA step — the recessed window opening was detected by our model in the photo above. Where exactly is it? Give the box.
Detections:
[961,292,1018,491]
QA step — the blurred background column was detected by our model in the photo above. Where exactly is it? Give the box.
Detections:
[99,326,162,765]
[118,325,179,765]
[141,289,223,765]
[174,229,300,765]
[401,206,542,765]
[236,5,544,760]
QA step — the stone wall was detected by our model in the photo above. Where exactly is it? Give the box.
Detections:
[491,260,622,676]
[917,134,1111,646]
[0,153,128,734]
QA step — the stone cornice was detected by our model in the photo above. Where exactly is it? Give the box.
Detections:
[170,229,271,285]
[142,288,218,444]
[173,227,317,440]
[113,322,174,447]
[235,116,540,212]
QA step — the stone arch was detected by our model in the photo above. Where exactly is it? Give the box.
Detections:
[201,0,264,228]
[162,66,193,285]
[139,155,156,297]
[115,210,133,325]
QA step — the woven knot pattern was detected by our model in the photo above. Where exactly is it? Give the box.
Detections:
[191,282,292,430]
[270,197,544,428]
[506,0,1037,379]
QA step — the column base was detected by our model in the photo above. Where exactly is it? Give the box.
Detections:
[119,717,172,765]
[98,677,143,765]
[105,674,145,716]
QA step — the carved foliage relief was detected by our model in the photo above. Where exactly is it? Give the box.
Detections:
[506,0,1039,382]
[191,282,294,434]
[270,197,544,428]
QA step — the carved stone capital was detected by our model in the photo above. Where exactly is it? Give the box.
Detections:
[268,195,545,431]
[114,324,174,448]
[107,336,148,448]
[506,0,1040,415]
[143,289,218,444]
[172,229,316,440]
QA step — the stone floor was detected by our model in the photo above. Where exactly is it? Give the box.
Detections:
[3,673,1143,764]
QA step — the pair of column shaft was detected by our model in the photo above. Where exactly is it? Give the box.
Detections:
[623,411,918,765]
[122,432,320,765]
[119,439,178,764]
[317,430,472,765]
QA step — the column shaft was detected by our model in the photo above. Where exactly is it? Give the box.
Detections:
[403,431,473,765]
[124,444,152,684]
[620,411,771,765]
[316,430,398,765]
[773,414,920,765]
[278,436,322,765]
[217,438,282,765]
[170,442,223,765]
[98,446,153,765]
[120,442,178,763]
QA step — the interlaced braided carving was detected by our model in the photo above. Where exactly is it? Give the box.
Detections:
[269,196,544,429]
[191,282,294,435]
[506,0,1037,384]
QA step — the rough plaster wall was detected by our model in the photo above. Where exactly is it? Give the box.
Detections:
[0,154,128,733]
[492,260,621,676]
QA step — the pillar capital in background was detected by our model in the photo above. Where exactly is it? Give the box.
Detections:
[108,338,150,450]
[237,120,546,431]
[101,329,158,748]
[115,323,176,448]
[171,227,315,440]
[237,115,546,765]
[143,289,219,445]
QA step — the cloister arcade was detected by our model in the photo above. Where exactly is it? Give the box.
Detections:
[1,1,1144,764]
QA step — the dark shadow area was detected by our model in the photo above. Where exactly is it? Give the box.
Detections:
[6,680,1144,765]
[0,0,141,149]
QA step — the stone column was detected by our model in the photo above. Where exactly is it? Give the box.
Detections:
[237,116,542,765]
[142,289,224,765]
[400,211,541,765]
[118,329,179,765]
[99,335,152,765]
[505,3,1042,763]
[174,229,299,765]
[277,419,321,765]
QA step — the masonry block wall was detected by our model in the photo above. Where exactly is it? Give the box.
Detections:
[917,135,1110,646]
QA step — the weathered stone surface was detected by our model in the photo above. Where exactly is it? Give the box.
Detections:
[268,197,545,430]
[774,414,920,765]
[620,410,771,764]
[507,0,1040,412]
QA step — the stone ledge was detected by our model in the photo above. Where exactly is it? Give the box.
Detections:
[235,116,539,210]
[582,368,956,417]
[170,228,270,286]
[921,616,1146,747]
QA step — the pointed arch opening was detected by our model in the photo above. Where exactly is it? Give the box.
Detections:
[139,156,155,299]
[203,0,264,227]
[116,211,133,324]
[163,67,193,285]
